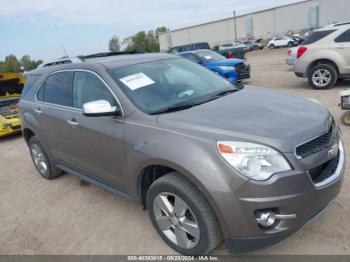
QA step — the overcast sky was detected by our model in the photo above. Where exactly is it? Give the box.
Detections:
[0,0,303,61]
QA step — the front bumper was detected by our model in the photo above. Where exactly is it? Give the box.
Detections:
[223,141,345,253]
[236,65,251,81]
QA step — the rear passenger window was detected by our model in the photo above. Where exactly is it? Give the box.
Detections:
[72,71,117,109]
[21,75,40,97]
[38,72,73,106]
[335,29,350,43]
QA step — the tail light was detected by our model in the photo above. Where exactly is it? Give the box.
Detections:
[228,51,233,59]
[297,47,308,59]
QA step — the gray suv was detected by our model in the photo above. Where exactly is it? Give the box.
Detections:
[20,52,345,255]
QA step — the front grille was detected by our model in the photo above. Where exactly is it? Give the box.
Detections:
[295,124,337,158]
[235,63,250,78]
[308,152,339,184]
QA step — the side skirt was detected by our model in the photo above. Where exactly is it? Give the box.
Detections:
[56,162,133,201]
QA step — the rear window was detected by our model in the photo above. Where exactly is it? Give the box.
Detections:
[302,30,336,45]
[21,75,40,97]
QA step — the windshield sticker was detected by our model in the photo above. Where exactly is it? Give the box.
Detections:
[119,73,155,90]
[204,55,212,60]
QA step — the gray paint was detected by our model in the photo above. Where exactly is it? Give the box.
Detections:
[20,53,345,253]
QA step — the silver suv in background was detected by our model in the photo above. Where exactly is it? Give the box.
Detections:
[294,22,350,89]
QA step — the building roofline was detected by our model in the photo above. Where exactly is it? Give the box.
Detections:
[159,0,309,35]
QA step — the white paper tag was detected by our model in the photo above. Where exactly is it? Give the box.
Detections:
[119,73,155,90]
[204,55,212,60]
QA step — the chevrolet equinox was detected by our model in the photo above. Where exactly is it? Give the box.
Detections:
[19,52,345,255]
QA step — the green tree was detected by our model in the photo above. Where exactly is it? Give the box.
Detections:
[122,26,169,53]
[109,35,121,52]
[19,55,42,71]
[155,26,169,38]
[0,55,21,72]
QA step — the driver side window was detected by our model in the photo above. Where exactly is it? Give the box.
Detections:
[72,71,117,109]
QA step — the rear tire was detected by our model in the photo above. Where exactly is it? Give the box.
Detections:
[29,137,63,180]
[288,42,293,47]
[146,172,222,255]
[308,64,338,89]
[341,111,350,126]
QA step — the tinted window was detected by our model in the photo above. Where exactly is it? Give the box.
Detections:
[21,75,40,97]
[72,71,117,109]
[303,30,336,45]
[39,72,72,106]
[195,43,210,49]
[335,29,350,43]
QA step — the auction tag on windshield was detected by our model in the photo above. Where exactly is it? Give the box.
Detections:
[119,73,155,90]
[204,55,212,60]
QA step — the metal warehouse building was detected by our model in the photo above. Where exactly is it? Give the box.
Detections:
[159,0,350,51]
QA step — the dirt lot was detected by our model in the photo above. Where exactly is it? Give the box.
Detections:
[0,48,349,255]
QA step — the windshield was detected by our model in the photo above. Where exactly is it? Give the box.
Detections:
[109,58,236,114]
[195,50,226,62]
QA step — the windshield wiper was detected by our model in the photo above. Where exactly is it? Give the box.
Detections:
[150,88,240,115]
[150,101,205,115]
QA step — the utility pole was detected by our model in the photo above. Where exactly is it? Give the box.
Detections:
[233,10,237,42]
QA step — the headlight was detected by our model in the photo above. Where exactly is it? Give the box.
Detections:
[217,141,291,181]
[218,66,233,71]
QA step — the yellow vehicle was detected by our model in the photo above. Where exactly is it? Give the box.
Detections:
[0,73,25,137]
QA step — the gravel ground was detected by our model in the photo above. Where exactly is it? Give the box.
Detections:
[0,48,349,255]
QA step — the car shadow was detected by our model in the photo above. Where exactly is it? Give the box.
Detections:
[0,132,23,142]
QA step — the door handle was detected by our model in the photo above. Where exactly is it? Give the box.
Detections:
[34,108,42,114]
[67,119,79,128]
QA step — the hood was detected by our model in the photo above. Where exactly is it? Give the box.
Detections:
[157,86,331,153]
[204,59,243,67]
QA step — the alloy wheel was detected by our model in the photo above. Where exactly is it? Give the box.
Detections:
[30,144,48,175]
[153,192,200,249]
[312,69,332,87]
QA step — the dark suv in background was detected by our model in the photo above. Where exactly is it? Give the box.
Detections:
[168,42,210,53]
[20,52,345,255]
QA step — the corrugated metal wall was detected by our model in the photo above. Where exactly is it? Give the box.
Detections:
[159,0,350,51]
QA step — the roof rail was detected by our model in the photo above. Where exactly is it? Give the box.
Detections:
[79,50,146,60]
[37,57,83,68]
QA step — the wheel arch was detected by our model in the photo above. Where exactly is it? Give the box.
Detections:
[22,128,36,145]
[307,59,340,75]
[136,159,226,234]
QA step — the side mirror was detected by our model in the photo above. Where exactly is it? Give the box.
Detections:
[82,100,120,117]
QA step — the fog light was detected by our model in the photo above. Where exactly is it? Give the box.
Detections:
[256,211,276,227]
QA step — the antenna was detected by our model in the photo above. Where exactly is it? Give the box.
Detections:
[62,46,69,58]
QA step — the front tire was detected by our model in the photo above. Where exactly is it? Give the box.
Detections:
[269,44,275,49]
[308,64,338,89]
[146,172,222,255]
[29,137,63,180]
